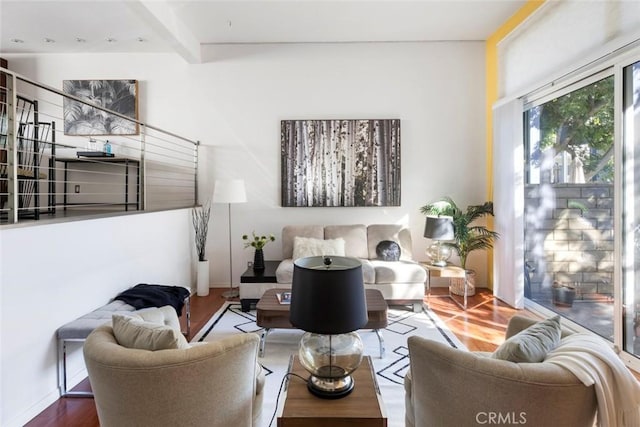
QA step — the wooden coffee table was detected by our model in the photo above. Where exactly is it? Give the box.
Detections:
[256,288,388,357]
[277,355,387,427]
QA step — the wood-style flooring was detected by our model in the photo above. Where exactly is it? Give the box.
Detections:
[22,287,633,426]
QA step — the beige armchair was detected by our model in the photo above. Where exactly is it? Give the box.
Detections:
[84,324,264,427]
[405,315,597,427]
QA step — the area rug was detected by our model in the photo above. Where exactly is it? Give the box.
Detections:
[191,303,466,427]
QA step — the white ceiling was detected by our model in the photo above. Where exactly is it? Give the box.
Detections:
[0,0,527,63]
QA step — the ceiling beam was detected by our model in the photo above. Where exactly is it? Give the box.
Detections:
[126,0,202,64]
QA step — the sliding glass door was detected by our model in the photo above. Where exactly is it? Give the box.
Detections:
[521,55,640,366]
[523,74,616,340]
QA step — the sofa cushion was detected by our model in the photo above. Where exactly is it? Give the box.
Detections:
[292,236,345,260]
[276,259,295,283]
[324,224,369,258]
[359,259,376,284]
[367,224,413,260]
[112,313,190,351]
[491,315,562,363]
[282,225,324,259]
[277,258,375,284]
[370,260,427,284]
[376,240,401,261]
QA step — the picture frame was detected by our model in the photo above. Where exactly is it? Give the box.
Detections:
[281,119,401,207]
[63,79,139,135]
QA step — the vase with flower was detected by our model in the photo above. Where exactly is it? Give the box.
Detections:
[242,232,276,271]
[192,201,211,296]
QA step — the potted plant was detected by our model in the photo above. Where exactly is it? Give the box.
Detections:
[242,231,276,271]
[420,197,499,296]
[552,281,576,307]
[192,201,211,296]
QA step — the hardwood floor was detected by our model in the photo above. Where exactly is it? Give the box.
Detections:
[427,288,520,352]
[23,287,636,426]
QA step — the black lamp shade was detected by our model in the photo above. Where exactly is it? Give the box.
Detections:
[290,256,368,334]
[424,216,454,240]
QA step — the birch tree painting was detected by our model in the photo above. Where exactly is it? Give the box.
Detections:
[281,119,401,207]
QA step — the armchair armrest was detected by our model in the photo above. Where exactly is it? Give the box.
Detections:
[406,335,596,427]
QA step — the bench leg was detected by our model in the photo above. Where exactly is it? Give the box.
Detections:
[184,295,191,336]
[58,338,93,398]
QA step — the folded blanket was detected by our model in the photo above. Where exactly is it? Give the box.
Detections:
[545,333,640,427]
[114,284,190,316]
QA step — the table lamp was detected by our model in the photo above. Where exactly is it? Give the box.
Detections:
[424,215,454,267]
[289,256,368,399]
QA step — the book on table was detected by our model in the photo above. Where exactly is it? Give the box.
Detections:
[277,292,292,304]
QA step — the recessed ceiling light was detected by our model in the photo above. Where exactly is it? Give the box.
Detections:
[105,37,116,43]
[10,38,24,43]
[44,38,55,43]
[76,37,86,43]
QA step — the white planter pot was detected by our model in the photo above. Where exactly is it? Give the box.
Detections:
[197,260,210,296]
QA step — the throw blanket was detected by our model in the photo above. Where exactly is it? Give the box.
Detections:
[544,333,640,427]
[115,284,190,316]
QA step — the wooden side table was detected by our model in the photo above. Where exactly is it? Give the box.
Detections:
[421,262,469,310]
[278,355,387,427]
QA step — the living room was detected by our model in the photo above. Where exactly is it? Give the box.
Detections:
[2,1,640,426]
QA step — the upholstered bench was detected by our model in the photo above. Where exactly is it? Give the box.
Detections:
[56,287,190,397]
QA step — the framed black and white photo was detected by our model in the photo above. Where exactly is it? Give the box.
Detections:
[63,79,138,135]
[281,119,401,207]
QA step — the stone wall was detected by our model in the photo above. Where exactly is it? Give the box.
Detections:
[524,183,614,297]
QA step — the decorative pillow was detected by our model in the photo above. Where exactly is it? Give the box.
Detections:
[112,313,190,351]
[292,236,346,260]
[491,315,561,363]
[376,240,401,261]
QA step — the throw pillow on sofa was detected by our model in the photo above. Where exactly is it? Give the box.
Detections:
[376,240,401,261]
[292,236,346,260]
[491,315,561,363]
[112,313,190,351]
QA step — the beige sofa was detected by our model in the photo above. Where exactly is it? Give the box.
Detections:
[404,315,597,427]
[240,224,427,312]
[83,309,264,427]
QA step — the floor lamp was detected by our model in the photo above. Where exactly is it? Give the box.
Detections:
[213,179,247,299]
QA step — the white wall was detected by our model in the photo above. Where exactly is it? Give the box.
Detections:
[2,41,487,425]
[6,41,488,284]
[0,209,192,427]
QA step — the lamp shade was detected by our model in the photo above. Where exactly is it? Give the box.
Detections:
[424,216,454,241]
[290,256,368,334]
[213,179,247,204]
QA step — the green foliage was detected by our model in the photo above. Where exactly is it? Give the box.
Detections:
[242,232,276,250]
[420,197,499,270]
[528,76,614,182]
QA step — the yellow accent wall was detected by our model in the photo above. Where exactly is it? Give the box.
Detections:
[485,0,545,288]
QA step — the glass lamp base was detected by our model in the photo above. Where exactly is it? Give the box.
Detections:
[298,332,363,399]
[426,242,452,267]
[307,372,354,398]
